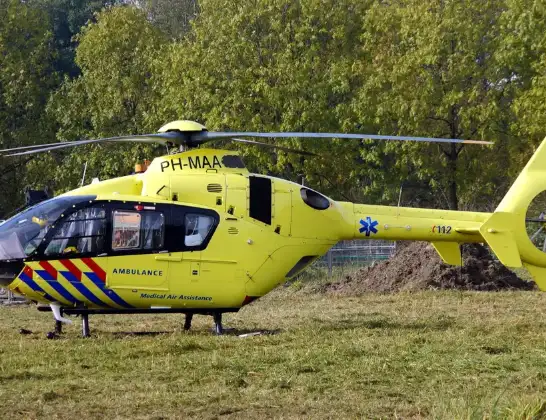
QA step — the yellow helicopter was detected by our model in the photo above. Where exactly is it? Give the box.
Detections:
[0,120,544,337]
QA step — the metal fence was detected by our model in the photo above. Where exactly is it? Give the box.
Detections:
[313,240,396,276]
[0,288,25,304]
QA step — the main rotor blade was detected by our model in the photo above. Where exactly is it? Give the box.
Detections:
[0,141,77,153]
[196,131,493,145]
[230,138,316,156]
[6,132,185,156]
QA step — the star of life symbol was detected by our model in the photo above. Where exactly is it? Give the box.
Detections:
[359,216,379,237]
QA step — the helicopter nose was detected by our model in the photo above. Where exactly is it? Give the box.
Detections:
[0,260,24,287]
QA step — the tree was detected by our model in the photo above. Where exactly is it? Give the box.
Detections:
[30,0,119,76]
[500,0,546,167]
[350,0,520,210]
[152,0,378,202]
[46,5,167,192]
[138,0,199,39]
[0,0,58,216]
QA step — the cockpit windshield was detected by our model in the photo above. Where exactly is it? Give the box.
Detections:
[0,195,95,260]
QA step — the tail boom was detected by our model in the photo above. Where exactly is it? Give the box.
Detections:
[342,202,489,244]
[336,136,546,289]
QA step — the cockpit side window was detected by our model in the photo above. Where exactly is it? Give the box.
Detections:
[45,207,107,256]
[0,195,96,260]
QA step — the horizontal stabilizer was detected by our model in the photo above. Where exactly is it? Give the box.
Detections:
[432,242,462,265]
[523,263,546,291]
[479,212,522,267]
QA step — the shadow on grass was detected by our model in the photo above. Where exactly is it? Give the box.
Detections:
[318,315,456,332]
[106,328,282,338]
[220,328,282,336]
[1,372,55,381]
[111,331,172,337]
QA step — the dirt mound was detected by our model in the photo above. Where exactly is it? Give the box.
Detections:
[327,242,535,293]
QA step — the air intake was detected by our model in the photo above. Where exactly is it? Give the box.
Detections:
[207,183,223,193]
[228,227,239,235]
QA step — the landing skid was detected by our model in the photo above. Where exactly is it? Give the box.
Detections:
[37,306,237,338]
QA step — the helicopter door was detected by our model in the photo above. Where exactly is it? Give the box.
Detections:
[271,179,292,236]
[107,206,169,292]
[165,205,221,303]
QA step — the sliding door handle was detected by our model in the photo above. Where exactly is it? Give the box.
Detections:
[155,256,182,262]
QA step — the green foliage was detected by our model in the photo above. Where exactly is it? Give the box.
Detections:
[503,1,546,160]
[3,0,546,213]
[141,0,199,39]
[155,0,376,202]
[45,5,167,192]
[349,0,520,210]
[0,0,58,215]
[29,0,115,76]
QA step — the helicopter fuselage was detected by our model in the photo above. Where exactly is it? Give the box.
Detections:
[1,148,492,314]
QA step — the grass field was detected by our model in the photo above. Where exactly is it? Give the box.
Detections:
[1,288,546,419]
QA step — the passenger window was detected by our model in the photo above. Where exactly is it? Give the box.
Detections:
[45,207,106,256]
[112,210,165,251]
[112,211,141,250]
[142,212,165,250]
[185,214,214,247]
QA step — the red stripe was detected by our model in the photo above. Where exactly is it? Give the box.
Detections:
[59,259,82,281]
[39,261,58,280]
[23,265,33,278]
[81,258,106,282]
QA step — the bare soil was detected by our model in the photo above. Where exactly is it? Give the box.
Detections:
[326,242,535,293]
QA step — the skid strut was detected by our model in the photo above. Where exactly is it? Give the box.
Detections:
[213,313,223,335]
[184,314,193,331]
[81,314,90,338]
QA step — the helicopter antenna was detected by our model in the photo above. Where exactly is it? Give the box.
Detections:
[80,161,88,187]
[397,183,404,217]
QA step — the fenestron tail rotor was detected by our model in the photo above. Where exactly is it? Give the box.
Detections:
[0,119,493,157]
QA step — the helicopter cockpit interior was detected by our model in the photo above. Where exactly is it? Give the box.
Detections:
[0,196,93,261]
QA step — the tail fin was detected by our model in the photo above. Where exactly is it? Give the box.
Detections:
[480,138,546,289]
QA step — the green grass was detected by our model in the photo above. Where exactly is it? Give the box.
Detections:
[1,289,546,419]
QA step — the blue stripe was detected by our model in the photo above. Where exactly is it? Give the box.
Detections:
[59,271,110,307]
[60,271,79,283]
[85,272,133,308]
[18,273,55,302]
[35,270,56,281]
[70,282,109,307]
[45,281,80,304]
